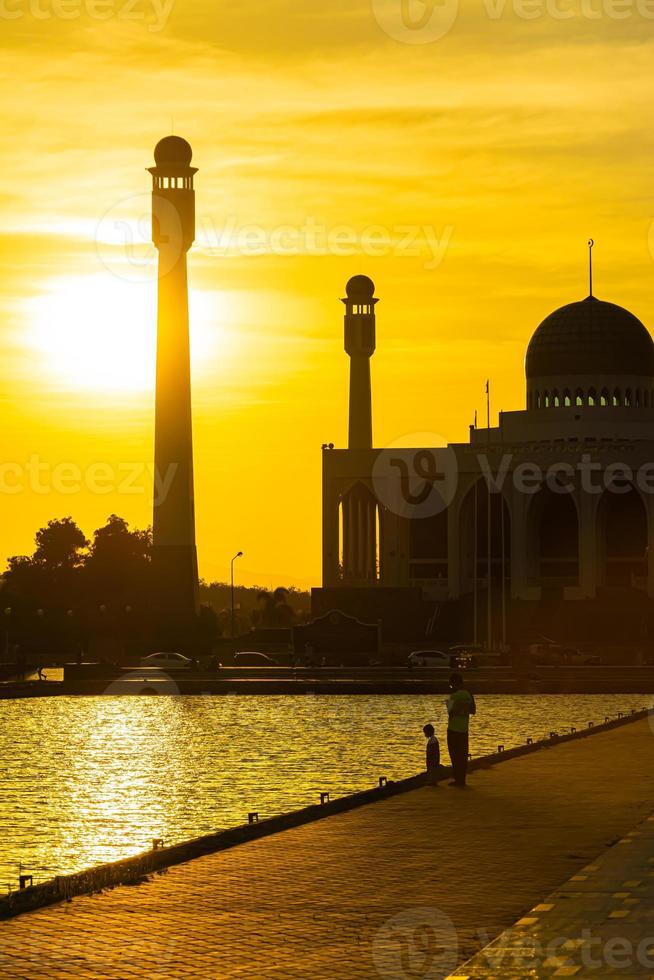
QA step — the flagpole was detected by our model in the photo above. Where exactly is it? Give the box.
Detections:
[486,380,492,651]
[501,489,506,649]
[473,476,478,645]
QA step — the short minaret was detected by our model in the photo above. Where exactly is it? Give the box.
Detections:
[342,275,377,449]
[148,136,199,632]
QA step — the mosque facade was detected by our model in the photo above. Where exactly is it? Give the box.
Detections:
[316,275,654,646]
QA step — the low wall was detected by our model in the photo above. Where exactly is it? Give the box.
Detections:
[4,665,654,699]
[0,707,650,920]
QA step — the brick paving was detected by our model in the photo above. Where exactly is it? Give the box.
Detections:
[1,718,654,979]
[449,811,654,978]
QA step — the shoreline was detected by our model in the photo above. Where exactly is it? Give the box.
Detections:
[3,665,654,698]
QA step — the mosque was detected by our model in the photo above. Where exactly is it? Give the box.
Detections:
[314,272,654,648]
[143,137,653,651]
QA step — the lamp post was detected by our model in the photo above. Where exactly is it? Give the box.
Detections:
[231,552,243,639]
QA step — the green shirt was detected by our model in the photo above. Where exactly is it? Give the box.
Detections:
[448,689,476,733]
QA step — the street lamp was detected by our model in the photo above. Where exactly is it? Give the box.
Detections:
[231,551,243,638]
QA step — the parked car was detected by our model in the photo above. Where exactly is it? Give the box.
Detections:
[407,650,455,669]
[140,652,199,671]
[233,651,280,667]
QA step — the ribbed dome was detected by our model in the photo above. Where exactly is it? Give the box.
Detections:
[526,296,654,380]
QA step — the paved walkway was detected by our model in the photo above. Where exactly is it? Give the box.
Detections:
[449,809,654,978]
[1,719,654,979]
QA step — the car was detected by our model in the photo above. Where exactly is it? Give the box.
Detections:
[407,650,455,669]
[140,652,199,671]
[233,651,280,667]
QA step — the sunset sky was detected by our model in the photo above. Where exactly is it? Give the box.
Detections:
[2,0,654,587]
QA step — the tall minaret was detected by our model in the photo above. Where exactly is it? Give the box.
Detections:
[342,275,377,449]
[148,136,199,634]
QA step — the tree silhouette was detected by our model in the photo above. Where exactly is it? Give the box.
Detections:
[255,587,295,627]
[6,518,87,614]
[2,516,307,659]
[34,517,88,569]
[84,515,151,605]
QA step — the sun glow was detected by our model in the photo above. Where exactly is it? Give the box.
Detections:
[23,274,222,394]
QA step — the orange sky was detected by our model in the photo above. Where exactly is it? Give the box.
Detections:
[2,1,654,587]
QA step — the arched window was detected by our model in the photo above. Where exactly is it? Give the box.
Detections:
[625,389,632,408]
[563,390,572,407]
[340,483,380,582]
[613,389,621,407]
[536,391,541,409]
[544,391,550,408]
[599,487,647,587]
[575,389,584,407]
[553,390,560,408]
[588,388,596,407]
[459,481,510,592]
[599,388,609,406]
[636,389,641,408]
[530,488,579,586]
[410,509,448,581]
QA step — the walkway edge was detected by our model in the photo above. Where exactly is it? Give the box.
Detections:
[1,706,650,920]
[446,804,654,977]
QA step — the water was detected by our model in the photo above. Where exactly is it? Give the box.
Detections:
[0,693,651,889]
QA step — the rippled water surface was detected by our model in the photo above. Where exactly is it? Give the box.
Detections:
[1,693,651,887]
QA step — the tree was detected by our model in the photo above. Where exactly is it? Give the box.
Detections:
[3,516,154,657]
[255,587,295,627]
[33,517,88,569]
[4,519,88,653]
[4,554,47,608]
[88,515,151,568]
[84,514,152,605]
[4,518,87,610]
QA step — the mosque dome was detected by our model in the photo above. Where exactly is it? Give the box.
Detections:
[153,135,193,167]
[345,275,375,300]
[526,296,654,381]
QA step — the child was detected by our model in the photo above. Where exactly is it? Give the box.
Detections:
[423,723,440,785]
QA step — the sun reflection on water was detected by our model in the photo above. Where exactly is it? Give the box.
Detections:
[0,693,651,887]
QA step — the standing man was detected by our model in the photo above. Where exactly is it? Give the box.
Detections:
[446,672,476,787]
